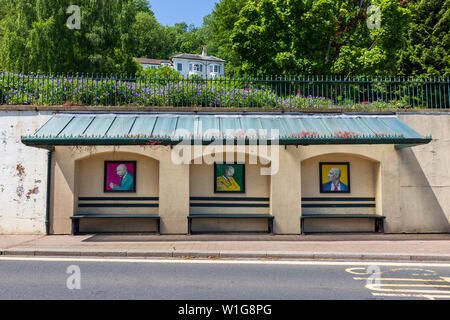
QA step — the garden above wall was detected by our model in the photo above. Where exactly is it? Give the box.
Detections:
[1,72,448,110]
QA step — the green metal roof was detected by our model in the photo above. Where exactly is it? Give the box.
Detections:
[21,113,432,148]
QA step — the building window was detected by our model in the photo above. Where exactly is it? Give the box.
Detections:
[177,63,182,71]
[189,63,205,73]
[191,64,202,72]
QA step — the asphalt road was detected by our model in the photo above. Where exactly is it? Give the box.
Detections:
[0,257,450,300]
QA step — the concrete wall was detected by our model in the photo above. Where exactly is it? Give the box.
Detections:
[1,110,449,235]
[0,111,52,234]
[398,114,450,233]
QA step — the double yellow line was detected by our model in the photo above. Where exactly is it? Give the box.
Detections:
[348,268,450,300]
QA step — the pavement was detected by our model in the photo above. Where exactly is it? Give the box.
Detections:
[1,234,450,262]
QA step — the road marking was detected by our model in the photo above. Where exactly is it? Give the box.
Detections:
[371,293,450,300]
[1,256,450,267]
[347,267,450,300]
[354,277,449,282]
[375,284,450,288]
[366,284,450,294]
[346,267,438,276]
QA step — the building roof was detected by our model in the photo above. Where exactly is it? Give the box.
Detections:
[22,114,431,148]
[135,58,172,65]
[172,54,226,63]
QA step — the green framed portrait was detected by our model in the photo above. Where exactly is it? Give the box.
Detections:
[214,163,245,193]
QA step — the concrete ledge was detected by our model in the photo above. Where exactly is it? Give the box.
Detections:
[34,250,82,257]
[173,251,220,258]
[2,249,450,262]
[314,252,364,260]
[126,250,173,258]
[219,251,267,258]
[361,254,413,261]
[269,252,315,259]
[410,254,450,261]
[79,251,128,257]
[1,104,445,114]
[3,249,37,256]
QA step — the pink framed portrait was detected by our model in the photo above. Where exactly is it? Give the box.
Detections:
[104,161,137,193]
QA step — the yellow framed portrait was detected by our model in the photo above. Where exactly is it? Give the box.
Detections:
[319,162,350,193]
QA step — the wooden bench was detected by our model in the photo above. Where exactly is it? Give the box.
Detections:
[300,214,386,235]
[188,214,274,234]
[71,214,161,235]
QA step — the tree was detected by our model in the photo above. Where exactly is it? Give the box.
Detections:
[131,11,173,59]
[202,0,248,74]
[399,0,449,77]
[0,0,38,72]
[0,0,147,73]
[166,23,207,57]
[230,0,411,76]
[331,0,411,76]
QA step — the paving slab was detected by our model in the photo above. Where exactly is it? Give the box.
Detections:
[0,235,44,251]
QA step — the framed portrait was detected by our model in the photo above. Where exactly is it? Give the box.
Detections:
[104,161,137,193]
[214,163,245,193]
[319,162,351,194]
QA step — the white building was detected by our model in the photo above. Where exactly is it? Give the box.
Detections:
[136,58,173,70]
[172,46,226,78]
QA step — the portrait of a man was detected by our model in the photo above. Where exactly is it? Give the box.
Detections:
[214,163,245,193]
[104,161,136,193]
[320,163,350,193]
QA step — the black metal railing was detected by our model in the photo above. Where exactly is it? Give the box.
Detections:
[1,72,448,109]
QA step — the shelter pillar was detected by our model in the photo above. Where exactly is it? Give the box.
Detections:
[270,147,302,234]
[158,148,190,234]
[50,147,76,234]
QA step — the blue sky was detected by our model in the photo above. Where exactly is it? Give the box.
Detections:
[148,0,218,27]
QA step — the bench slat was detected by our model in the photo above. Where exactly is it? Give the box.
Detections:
[71,215,160,219]
[301,214,385,219]
[189,214,273,219]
